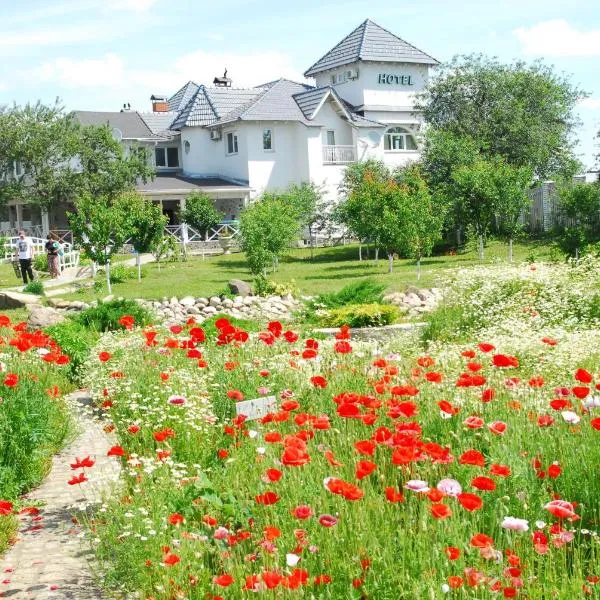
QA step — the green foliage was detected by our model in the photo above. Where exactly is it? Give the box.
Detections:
[253,276,297,297]
[33,254,49,272]
[239,194,301,275]
[416,54,585,178]
[179,193,223,239]
[106,264,143,283]
[201,314,262,341]
[320,303,399,328]
[127,194,169,254]
[421,303,478,344]
[46,319,99,380]
[554,182,600,256]
[317,279,386,308]
[22,280,44,295]
[76,299,152,332]
[152,235,182,265]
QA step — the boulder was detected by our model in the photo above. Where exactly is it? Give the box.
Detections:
[403,293,422,307]
[180,296,196,307]
[228,279,252,297]
[0,291,43,309]
[209,296,222,307]
[27,307,66,329]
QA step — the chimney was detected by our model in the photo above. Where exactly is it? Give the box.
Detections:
[151,94,169,112]
[213,68,232,88]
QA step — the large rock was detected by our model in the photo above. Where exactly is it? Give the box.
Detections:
[228,279,252,297]
[27,307,66,329]
[0,291,42,309]
[180,296,196,307]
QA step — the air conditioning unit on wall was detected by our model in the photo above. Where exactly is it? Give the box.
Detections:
[346,68,359,80]
[210,129,222,141]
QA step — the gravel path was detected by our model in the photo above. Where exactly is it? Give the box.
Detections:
[0,392,120,599]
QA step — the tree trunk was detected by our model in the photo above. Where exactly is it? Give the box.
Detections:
[309,225,314,260]
[105,261,112,294]
[136,253,141,282]
[359,243,362,262]
[388,253,393,273]
[91,261,96,278]
[575,247,579,262]
[416,257,421,280]
[375,247,379,264]
[478,235,484,261]
[508,239,513,263]
[456,227,462,247]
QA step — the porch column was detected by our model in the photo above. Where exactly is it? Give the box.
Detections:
[179,197,188,244]
[41,208,50,236]
[15,204,23,231]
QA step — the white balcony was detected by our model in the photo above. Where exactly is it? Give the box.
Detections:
[322,145,356,165]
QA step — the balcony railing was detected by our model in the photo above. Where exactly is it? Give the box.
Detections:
[322,145,356,165]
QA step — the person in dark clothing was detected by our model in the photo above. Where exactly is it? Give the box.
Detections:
[45,234,60,278]
[14,230,35,285]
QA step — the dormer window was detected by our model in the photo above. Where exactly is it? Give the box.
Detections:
[330,72,346,85]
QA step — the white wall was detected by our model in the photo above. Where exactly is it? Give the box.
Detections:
[314,61,430,110]
[316,101,354,146]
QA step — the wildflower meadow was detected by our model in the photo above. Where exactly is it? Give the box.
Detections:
[53,258,600,599]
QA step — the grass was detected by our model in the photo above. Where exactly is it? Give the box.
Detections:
[56,239,556,302]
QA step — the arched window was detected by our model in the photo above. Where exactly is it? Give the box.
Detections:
[384,127,417,151]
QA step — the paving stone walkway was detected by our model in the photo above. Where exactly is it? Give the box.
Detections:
[0,392,120,599]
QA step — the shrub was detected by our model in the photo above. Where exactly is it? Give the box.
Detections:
[23,280,45,295]
[317,279,386,308]
[46,319,99,380]
[77,299,152,332]
[320,303,399,328]
[253,276,297,297]
[33,254,49,273]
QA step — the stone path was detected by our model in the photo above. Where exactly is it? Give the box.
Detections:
[0,392,120,599]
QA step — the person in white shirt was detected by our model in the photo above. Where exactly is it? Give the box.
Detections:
[14,230,35,284]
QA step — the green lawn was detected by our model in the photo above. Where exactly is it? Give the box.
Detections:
[55,239,556,302]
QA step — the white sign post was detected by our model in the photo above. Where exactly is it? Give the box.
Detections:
[235,395,277,421]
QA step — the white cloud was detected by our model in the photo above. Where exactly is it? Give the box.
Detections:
[106,0,159,11]
[514,19,600,57]
[27,49,306,96]
[33,54,126,88]
[579,98,600,110]
[0,24,112,49]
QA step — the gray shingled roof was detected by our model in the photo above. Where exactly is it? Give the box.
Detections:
[137,174,249,193]
[74,110,153,139]
[168,81,200,112]
[304,19,438,77]
[138,112,179,138]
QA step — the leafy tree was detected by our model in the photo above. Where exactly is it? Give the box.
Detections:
[239,195,300,275]
[126,193,169,281]
[179,192,223,240]
[554,182,600,257]
[451,158,504,260]
[393,165,445,278]
[76,125,154,200]
[68,193,135,293]
[416,55,585,178]
[337,161,390,260]
[285,182,329,258]
[494,163,533,262]
[0,101,80,209]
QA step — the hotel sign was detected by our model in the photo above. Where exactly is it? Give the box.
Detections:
[377,73,414,85]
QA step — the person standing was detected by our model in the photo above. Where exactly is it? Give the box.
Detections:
[14,230,35,285]
[45,233,60,278]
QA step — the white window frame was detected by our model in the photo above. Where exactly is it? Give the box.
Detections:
[262,128,274,152]
[326,130,336,146]
[383,126,418,152]
[155,146,179,168]
[226,131,239,156]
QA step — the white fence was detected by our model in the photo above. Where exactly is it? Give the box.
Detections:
[322,145,356,165]
[1,236,80,273]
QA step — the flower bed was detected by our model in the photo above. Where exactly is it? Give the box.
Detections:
[0,315,73,552]
[77,295,600,598]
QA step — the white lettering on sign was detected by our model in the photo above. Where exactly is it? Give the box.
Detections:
[377,74,414,85]
[235,395,277,421]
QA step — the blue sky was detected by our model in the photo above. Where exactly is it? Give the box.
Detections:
[1,0,599,169]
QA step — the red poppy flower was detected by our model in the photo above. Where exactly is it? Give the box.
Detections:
[548,464,561,479]
[334,341,352,354]
[0,501,13,515]
[544,499,576,519]
[107,445,125,457]
[3,373,18,387]
[168,513,185,526]
[162,553,180,566]
[70,456,95,469]
[438,400,460,415]
[459,449,485,467]
[213,574,234,587]
[281,446,310,467]
[337,403,361,418]
[355,460,377,480]
[354,440,376,456]
[326,477,364,501]
[68,472,88,485]
[302,348,317,359]
[318,514,338,527]
[488,420,506,435]
[417,356,435,367]
[471,476,496,491]
[470,533,494,548]
[464,416,484,429]
[478,343,495,353]
[265,468,282,482]
[98,352,111,362]
[575,368,593,384]
[448,576,464,589]
[537,415,554,427]
[293,505,312,519]
[310,375,327,388]
[529,376,545,388]
[425,371,443,383]
[118,315,135,330]
[458,493,483,511]
[492,354,519,368]
[572,386,590,399]
[542,337,557,345]
[255,492,280,505]
[591,417,600,430]
[445,546,460,560]
[430,503,452,519]
[385,487,404,503]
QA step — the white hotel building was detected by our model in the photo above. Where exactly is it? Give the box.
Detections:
[5,19,438,235]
